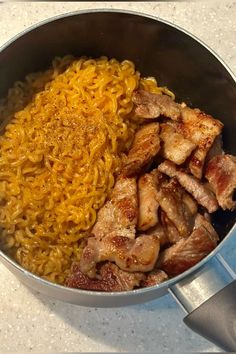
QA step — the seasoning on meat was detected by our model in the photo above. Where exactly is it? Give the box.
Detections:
[177,107,223,179]
[92,176,138,240]
[158,160,219,213]
[138,169,163,231]
[65,262,145,292]
[156,178,197,237]
[205,154,236,210]
[160,123,196,165]
[80,233,160,277]
[141,269,168,287]
[157,214,219,276]
[122,122,160,177]
[132,90,181,120]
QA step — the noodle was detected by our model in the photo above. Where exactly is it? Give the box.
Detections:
[0,56,169,284]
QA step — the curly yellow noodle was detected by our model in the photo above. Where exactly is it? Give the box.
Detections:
[0,56,172,284]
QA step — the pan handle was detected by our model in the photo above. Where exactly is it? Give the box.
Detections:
[169,254,236,351]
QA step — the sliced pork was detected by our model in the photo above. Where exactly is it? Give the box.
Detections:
[158,160,219,213]
[177,107,223,179]
[141,269,168,287]
[66,88,234,292]
[194,213,219,243]
[156,179,197,237]
[80,175,140,278]
[92,176,138,240]
[205,154,236,210]
[146,223,169,247]
[157,215,219,276]
[80,233,160,277]
[160,211,182,244]
[66,262,145,292]
[133,90,223,179]
[138,169,163,231]
[205,135,224,164]
[160,123,196,165]
[132,90,181,120]
[122,122,160,177]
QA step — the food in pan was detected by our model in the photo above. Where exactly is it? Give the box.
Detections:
[0,56,170,284]
[0,56,235,291]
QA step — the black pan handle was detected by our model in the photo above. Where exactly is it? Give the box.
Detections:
[184,280,236,352]
[169,254,236,351]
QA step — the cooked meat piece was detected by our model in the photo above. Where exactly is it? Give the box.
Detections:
[92,176,138,240]
[157,219,219,276]
[80,233,160,278]
[141,269,168,287]
[160,123,196,165]
[122,123,160,177]
[86,173,163,276]
[132,91,223,179]
[177,107,223,179]
[194,213,219,243]
[132,90,181,120]
[111,175,138,230]
[205,135,224,164]
[182,192,198,216]
[160,211,182,244]
[156,178,197,237]
[203,211,211,222]
[158,160,219,213]
[65,262,145,292]
[205,154,236,210]
[146,223,169,247]
[138,169,163,231]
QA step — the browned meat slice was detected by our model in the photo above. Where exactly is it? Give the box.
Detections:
[160,211,182,244]
[159,193,197,245]
[156,179,197,237]
[160,123,196,165]
[132,91,223,178]
[132,90,181,120]
[138,169,163,231]
[182,192,198,216]
[158,160,219,213]
[80,175,144,278]
[194,213,219,243]
[146,223,169,247]
[205,154,236,210]
[141,269,168,287]
[92,176,138,240]
[177,107,223,179]
[122,123,160,177]
[157,222,219,277]
[80,233,160,278]
[65,262,145,292]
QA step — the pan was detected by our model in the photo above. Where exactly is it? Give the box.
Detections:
[0,9,235,351]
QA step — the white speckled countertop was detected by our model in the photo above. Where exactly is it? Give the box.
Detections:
[0,1,236,352]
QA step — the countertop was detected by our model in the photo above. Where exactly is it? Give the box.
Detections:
[0,1,236,352]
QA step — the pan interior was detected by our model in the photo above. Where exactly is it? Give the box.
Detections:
[0,10,235,278]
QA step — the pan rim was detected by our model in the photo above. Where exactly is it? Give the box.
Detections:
[0,7,235,298]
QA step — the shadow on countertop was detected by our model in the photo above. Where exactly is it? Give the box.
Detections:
[26,286,219,352]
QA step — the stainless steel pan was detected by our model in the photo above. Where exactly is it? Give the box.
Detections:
[0,10,236,351]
